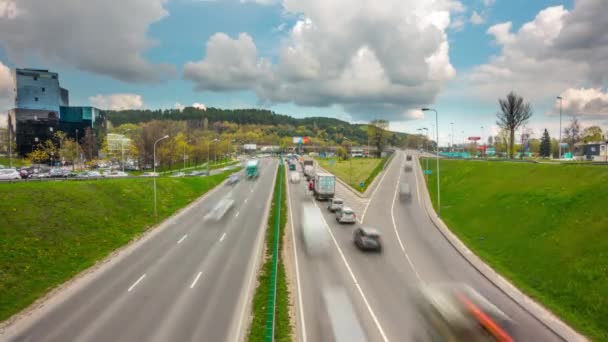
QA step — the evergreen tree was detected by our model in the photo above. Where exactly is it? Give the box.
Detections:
[540,128,552,158]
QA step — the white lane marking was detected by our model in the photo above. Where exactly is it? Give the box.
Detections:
[177,234,188,244]
[127,274,146,292]
[312,200,389,342]
[190,271,203,289]
[286,179,308,342]
[219,232,226,242]
[390,152,422,282]
[360,153,399,224]
[235,211,240,217]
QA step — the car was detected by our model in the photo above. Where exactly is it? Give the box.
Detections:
[0,168,21,180]
[105,171,128,177]
[327,198,344,212]
[399,183,411,202]
[49,168,71,178]
[404,163,413,172]
[290,172,301,184]
[77,171,102,178]
[335,206,357,224]
[204,198,234,221]
[406,154,412,161]
[170,172,186,178]
[289,163,296,171]
[19,168,32,179]
[227,174,240,185]
[141,172,160,177]
[414,283,514,342]
[353,227,382,252]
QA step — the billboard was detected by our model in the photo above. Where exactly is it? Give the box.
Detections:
[293,137,311,144]
[243,144,257,151]
[468,136,481,141]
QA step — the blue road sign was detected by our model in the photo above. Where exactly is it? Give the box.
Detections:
[359,182,365,188]
[424,170,432,175]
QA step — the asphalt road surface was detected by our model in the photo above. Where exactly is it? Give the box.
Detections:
[4,158,277,342]
[287,151,563,342]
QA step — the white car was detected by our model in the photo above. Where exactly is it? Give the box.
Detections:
[204,198,235,221]
[290,172,301,184]
[105,171,128,177]
[335,207,357,224]
[327,198,344,212]
[0,168,21,180]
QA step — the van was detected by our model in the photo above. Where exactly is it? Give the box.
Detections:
[399,183,411,202]
[290,172,301,184]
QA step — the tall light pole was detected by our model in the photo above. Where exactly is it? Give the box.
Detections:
[450,122,454,152]
[153,134,170,219]
[422,108,441,216]
[121,129,131,172]
[207,138,219,174]
[480,126,485,158]
[557,96,563,159]
[345,137,352,185]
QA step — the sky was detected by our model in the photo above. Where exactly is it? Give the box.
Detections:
[1,0,607,146]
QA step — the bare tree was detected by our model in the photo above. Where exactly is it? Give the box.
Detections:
[563,117,581,154]
[496,92,533,158]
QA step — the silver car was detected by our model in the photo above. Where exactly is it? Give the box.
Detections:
[335,207,357,224]
[327,198,344,212]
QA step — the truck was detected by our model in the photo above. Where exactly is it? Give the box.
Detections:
[313,173,336,200]
[246,160,259,179]
[304,164,315,180]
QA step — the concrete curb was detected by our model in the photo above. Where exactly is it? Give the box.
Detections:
[233,159,278,342]
[413,153,587,342]
[0,170,238,337]
[316,152,396,199]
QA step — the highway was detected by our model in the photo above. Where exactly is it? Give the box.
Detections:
[3,158,277,342]
[287,151,563,341]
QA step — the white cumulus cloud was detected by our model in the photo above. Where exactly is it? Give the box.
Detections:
[184,0,462,121]
[89,94,145,110]
[470,11,485,25]
[466,0,608,101]
[192,102,207,110]
[555,88,608,118]
[0,0,174,83]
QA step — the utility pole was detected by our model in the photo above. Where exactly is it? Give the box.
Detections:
[422,108,441,216]
[557,96,563,159]
[450,122,454,152]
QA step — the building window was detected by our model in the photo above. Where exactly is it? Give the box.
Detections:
[33,76,38,81]
[35,97,39,102]
[42,87,45,92]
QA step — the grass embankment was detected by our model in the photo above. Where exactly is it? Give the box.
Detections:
[248,163,291,342]
[422,159,608,341]
[317,157,387,192]
[0,171,234,322]
[0,157,29,168]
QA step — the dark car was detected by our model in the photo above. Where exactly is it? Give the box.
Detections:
[289,163,296,171]
[354,227,382,252]
[19,168,32,179]
[406,154,412,161]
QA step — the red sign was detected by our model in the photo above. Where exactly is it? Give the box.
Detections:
[468,136,481,141]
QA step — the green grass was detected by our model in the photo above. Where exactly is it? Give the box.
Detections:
[0,171,234,322]
[317,157,387,192]
[0,157,30,168]
[248,163,292,342]
[422,159,608,341]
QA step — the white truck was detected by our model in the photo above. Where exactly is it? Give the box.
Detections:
[304,164,315,180]
[313,173,336,201]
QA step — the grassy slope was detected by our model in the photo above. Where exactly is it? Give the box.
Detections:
[317,157,385,192]
[423,159,608,341]
[0,171,233,321]
[248,164,292,342]
[0,157,30,168]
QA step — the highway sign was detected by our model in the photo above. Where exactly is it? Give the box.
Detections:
[424,170,432,175]
[359,182,365,188]
[468,136,481,141]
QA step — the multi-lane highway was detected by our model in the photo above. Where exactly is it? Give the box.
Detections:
[3,158,277,342]
[287,151,563,341]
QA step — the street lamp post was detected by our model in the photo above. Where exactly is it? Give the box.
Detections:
[480,126,485,158]
[422,108,441,216]
[153,134,170,219]
[207,138,219,174]
[557,96,563,159]
[450,122,454,152]
[345,137,353,186]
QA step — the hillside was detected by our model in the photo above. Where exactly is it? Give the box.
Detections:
[106,107,408,146]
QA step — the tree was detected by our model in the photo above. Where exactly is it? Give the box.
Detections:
[563,117,581,154]
[368,119,389,157]
[336,146,348,160]
[540,129,552,158]
[496,92,533,158]
[27,149,49,164]
[582,126,603,143]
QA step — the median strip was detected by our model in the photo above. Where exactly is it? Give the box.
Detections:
[247,162,292,342]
